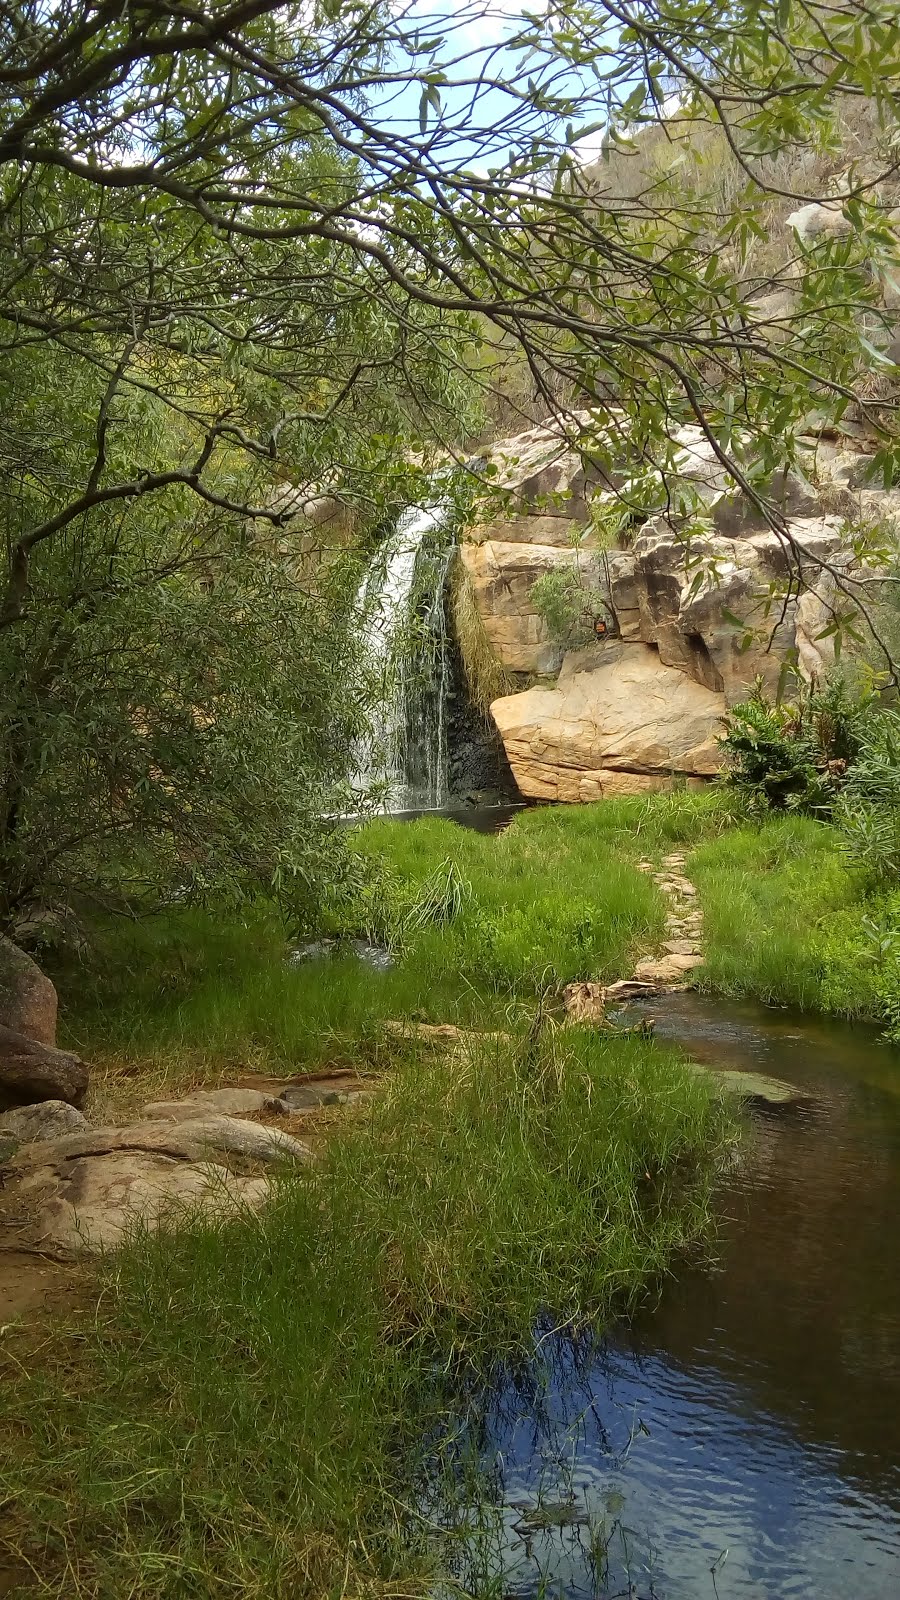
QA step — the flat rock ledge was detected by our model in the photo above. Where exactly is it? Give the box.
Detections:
[0,1085,328,1257]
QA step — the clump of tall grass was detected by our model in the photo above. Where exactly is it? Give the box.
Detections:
[449,551,516,717]
[353,810,666,995]
[0,1025,732,1599]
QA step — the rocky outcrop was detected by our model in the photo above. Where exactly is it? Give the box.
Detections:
[605,513,848,703]
[11,1143,274,1254]
[2,1107,312,1253]
[490,641,723,802]
[460,412,896,802]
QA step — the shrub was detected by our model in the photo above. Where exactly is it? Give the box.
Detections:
[529,564,609,649]
[836,707,900,883]
[719,678,870,815]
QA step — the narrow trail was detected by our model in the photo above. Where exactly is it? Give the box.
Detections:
[632,851,704,989]
[564,851,704,1021]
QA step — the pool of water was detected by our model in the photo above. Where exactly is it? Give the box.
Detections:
[448,995,900,1599]
[383,802,527,834]
[342,802,527,835]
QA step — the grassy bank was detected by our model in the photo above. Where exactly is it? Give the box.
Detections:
[50,788,900,1095]
[0,1025,731,1598]
[10,787,893,1595]
[689,814,899,1024]
[57,794,732,1086]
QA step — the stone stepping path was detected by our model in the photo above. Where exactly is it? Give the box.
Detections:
[563,852,704,1018]
[631,852,704,989]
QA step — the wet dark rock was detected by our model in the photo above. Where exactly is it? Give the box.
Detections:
[0,1026,89,1110]
[445,624,520,802]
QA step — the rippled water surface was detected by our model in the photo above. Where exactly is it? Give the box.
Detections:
[455,996,900,1599]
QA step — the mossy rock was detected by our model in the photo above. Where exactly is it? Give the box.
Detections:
[685,1061,808,1107]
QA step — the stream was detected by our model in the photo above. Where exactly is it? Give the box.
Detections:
[447,994,900,1599]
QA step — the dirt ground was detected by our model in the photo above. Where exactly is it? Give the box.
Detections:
[0,1247,86,1327]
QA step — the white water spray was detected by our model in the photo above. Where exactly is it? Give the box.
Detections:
[352,503,455,811]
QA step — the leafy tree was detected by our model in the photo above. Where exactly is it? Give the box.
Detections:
[2,0,900,921]
[0,300,475,923]
[1,3,899,598]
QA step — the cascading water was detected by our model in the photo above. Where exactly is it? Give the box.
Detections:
[352,502,455,812]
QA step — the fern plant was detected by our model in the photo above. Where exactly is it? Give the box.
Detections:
[836,709,900,883]
[719,678,870,816]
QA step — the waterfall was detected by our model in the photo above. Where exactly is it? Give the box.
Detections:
[352,502,455,811]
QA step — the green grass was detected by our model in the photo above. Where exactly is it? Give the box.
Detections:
[57,794,739,1084]
[53,788,897,1087]
[0,1025,732,1599]
[689,814,881,1016]
[58,901,467,1092]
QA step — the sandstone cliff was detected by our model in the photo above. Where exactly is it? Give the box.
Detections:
[460,417,897,803]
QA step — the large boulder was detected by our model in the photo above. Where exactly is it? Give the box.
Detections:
[490,641,724,802]
[0,935,57,1046]
[0,1026,89,1110]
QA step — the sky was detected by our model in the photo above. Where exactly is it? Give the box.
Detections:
[363,0,630,174]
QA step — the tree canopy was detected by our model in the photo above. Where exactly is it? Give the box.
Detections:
[1,0,900,919]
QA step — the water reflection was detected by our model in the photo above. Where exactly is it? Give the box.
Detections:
[446,996,900,1599]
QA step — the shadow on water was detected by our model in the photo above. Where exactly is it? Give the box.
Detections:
[381,803,528,835]
[436,994,900,1599]
[341,802,527,836]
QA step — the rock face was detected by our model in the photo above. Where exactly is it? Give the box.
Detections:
[491,642,724,802]
[460,541,604,674]
[461,414,896,802]
[0,935,58,1046]
[606,513,847,702]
